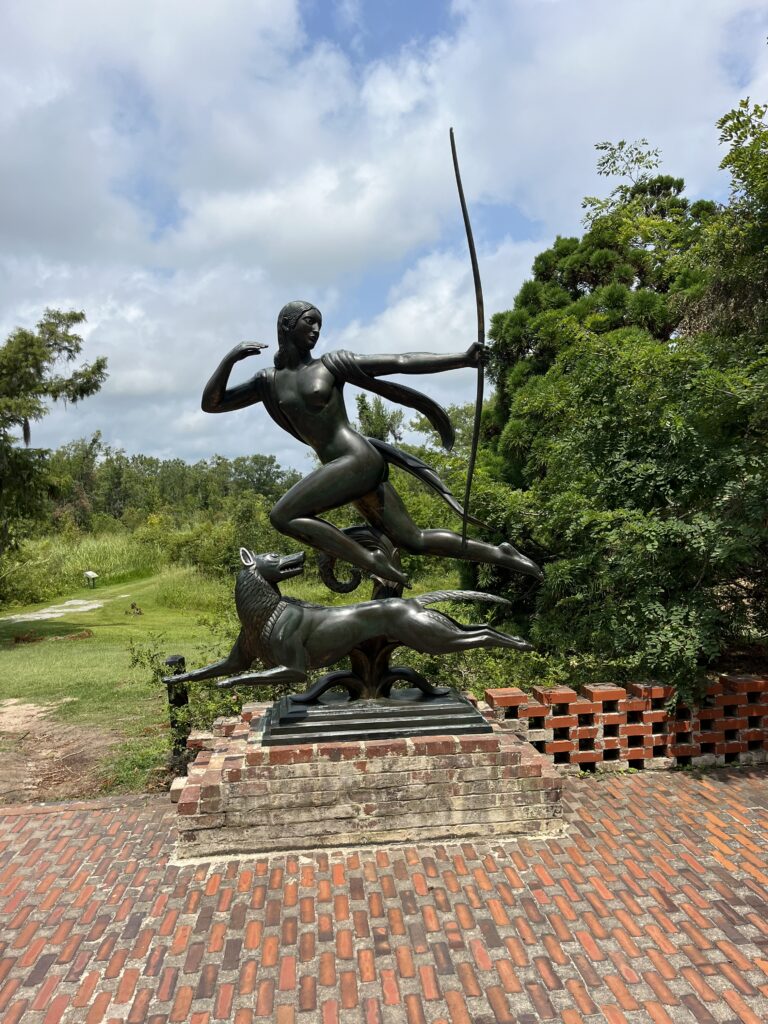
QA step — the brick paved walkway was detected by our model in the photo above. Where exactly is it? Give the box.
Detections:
[1,768,766,1024]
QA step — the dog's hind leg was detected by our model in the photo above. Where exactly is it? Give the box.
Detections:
[162,636,252,684]
[404,610,532,654]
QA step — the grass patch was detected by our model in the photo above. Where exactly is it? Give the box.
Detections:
[153,568,229,613]
[101,733,173,793]
[0,567,231,796]
[0,571,212,724]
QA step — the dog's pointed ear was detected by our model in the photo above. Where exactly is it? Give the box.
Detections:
[240,547,255,567]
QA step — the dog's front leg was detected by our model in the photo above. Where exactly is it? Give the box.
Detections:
[217,665,307,689]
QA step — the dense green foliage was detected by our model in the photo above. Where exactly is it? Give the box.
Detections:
[46,433,300,533]
[0,434,305,604]
[2,532,162,606]
[469,108,768,701]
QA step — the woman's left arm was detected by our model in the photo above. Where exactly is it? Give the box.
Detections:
[355,343,485,377]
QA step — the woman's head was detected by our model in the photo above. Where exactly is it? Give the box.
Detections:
[275,301,322,367]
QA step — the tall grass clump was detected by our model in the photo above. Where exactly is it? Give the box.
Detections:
[153,566,229,614]
[1,532,165,607]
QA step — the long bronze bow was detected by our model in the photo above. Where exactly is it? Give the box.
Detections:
[450,127,485,549]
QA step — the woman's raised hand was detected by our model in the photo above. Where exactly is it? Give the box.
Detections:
[230,341,269,362]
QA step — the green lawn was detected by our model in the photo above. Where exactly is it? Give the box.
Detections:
[1,574,204,724]
[0,569,231,794]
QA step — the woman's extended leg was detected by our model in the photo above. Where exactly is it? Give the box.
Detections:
[270,459,409,586]
[356,482,543,580]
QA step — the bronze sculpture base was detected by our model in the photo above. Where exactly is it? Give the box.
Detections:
[261,688,491,746]
[289,662,450,704]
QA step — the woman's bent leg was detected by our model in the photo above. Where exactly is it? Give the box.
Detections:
[270,460,409,586]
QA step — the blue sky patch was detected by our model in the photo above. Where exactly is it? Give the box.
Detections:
[300,0,458,63]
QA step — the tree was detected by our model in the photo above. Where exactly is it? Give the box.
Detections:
[0,309,107,559]
[687,99,768,350]
[356,394,404,442]
[47,432,106,531]
[474,121,767,700]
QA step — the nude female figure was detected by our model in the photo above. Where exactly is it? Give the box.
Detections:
[202,300,542,589]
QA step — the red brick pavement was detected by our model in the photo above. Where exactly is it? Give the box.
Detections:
[1,768,767,1023]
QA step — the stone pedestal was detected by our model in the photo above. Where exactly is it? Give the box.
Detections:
[172,703,563,858]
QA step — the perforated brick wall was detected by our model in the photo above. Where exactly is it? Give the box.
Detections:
[484,673,768,773]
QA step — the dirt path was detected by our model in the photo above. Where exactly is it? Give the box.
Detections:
[0,699,118,805]
[0,592,138,623]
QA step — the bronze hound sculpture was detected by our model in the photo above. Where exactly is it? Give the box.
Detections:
[165,548,531,701]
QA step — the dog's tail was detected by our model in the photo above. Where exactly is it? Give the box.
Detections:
[413,590,511,608]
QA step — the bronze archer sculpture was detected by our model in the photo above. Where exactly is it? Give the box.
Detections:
[202,300,542,591]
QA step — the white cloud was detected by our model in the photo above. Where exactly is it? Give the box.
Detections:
[334,237,544,417]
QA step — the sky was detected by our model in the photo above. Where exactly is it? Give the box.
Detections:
[1,0,766,471]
